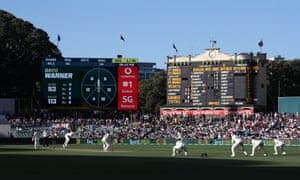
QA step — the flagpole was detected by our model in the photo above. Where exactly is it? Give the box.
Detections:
[119,35,125,58]
[258,39,263,53]
[57,34,61,48]
[172,43,178,54]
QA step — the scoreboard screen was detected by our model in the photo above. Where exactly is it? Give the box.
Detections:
[41,57,138,110]
[167,64,257,106]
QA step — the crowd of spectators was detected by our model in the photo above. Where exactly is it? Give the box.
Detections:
[6,111,300,141]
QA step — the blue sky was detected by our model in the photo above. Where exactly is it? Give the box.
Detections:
[1,0,300,69]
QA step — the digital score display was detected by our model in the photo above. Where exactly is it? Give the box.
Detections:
[41,58,138,110]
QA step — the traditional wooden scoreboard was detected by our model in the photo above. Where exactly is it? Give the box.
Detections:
[161,47,268,116]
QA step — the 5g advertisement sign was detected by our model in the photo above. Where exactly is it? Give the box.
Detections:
[117,66,138,110]
[41,57,138,111]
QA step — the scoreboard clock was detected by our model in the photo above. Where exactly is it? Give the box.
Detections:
[81,67,117,108]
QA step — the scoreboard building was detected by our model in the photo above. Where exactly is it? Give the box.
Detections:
[161,45,268,116]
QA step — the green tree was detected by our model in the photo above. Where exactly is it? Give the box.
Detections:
[0,10,61,112]
[267,59,300,111]
[138,70,166,114]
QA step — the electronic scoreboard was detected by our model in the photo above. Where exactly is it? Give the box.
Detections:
[41,57,138,110]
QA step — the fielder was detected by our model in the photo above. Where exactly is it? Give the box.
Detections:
[172,133,188,157]
[231,131,248,157]
[101,131,113,152]
[62,131,74,149]
[32,130,41,150]
[273,137,286,155]
[250,136,267,157]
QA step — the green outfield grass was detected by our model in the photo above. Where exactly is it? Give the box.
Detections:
[0,144,300,179]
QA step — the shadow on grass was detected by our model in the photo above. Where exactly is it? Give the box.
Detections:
[0,154,298,179]
[0,147,34,152]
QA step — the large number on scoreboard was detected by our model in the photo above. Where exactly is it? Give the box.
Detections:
[122,96,133,103]
[48,99,57,104]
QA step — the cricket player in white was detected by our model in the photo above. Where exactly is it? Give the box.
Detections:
[172,134,188,157]
[32,130,40,150]
[231,131,248,157]
[250,136,267,156]
[273,137,286,155]
[101,131,113,152]
[62,131,73,149]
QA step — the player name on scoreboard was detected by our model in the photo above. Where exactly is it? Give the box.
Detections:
[190,67,235,106]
